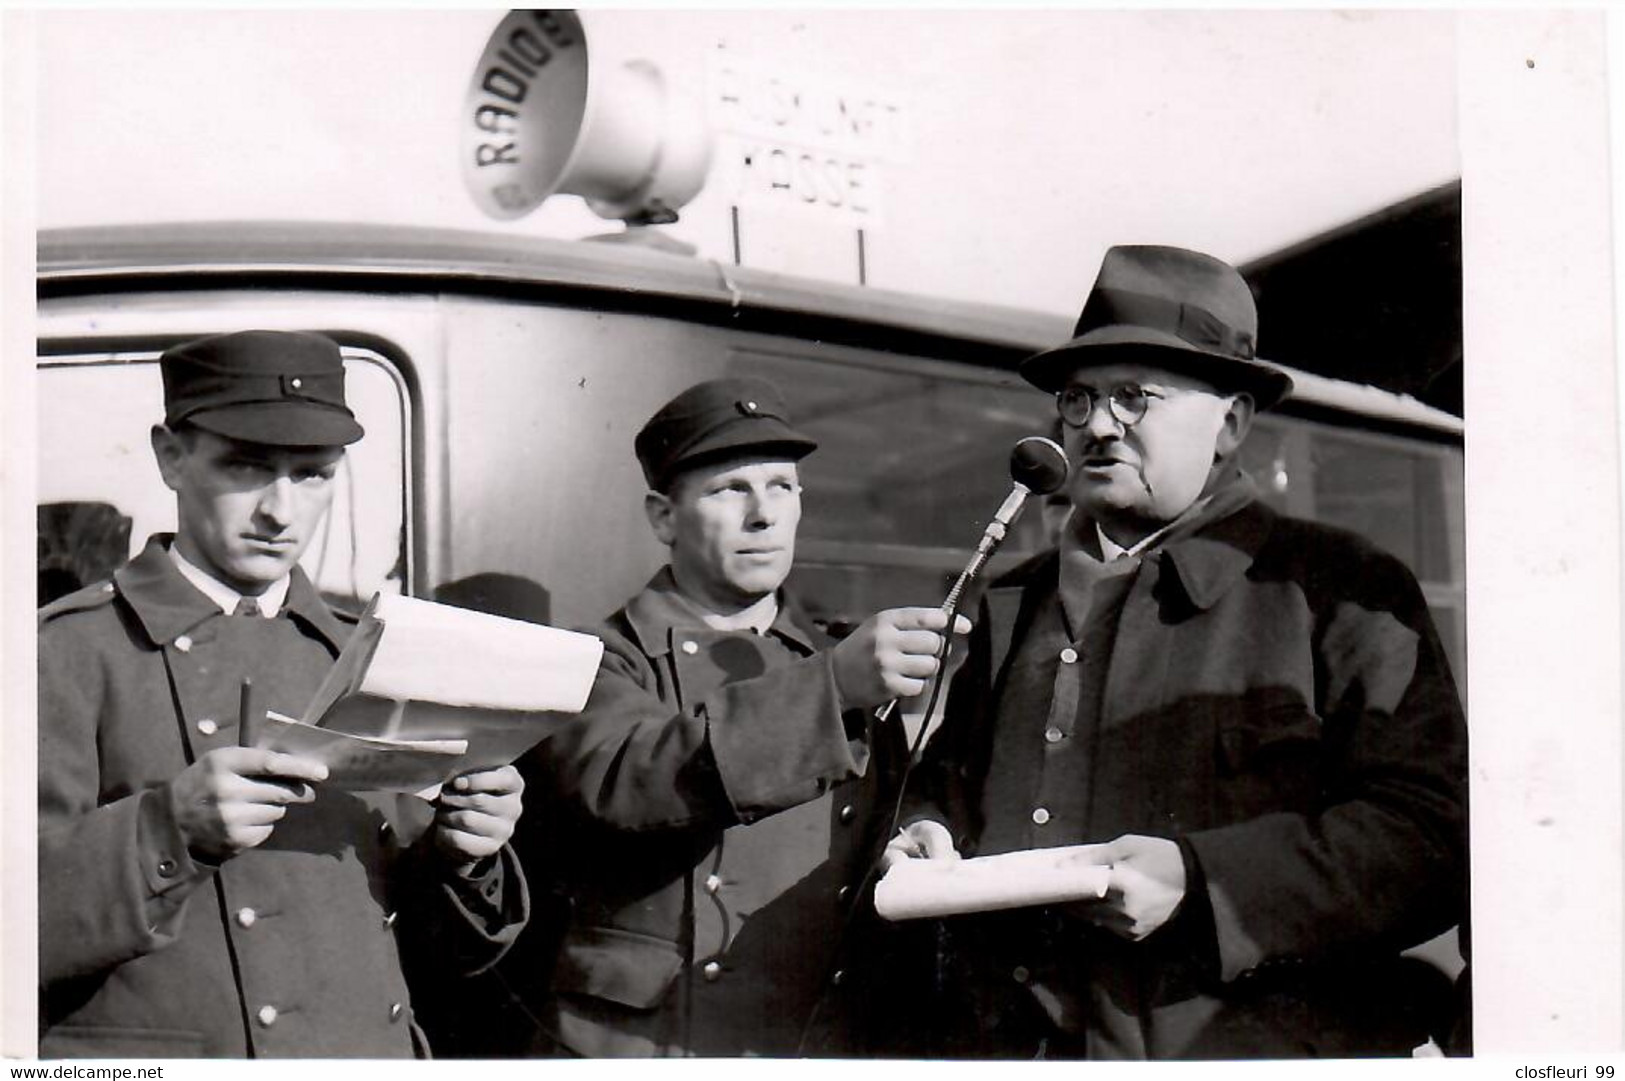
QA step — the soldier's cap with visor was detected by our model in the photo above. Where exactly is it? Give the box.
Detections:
[1020,245,1295,411]
[635,377,818,492]
[160,330,365,447]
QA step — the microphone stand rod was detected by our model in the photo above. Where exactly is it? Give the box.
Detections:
[874,483,1032,726]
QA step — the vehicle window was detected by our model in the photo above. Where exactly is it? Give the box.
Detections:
[37,347,410,612]
[1241,414,1466,688]
[739,350,1054,633]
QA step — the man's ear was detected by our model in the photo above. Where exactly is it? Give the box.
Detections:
[150,425,186,492]
[1214,393,1256,460]
[644,490,676,547]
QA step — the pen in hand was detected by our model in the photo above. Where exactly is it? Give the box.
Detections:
[238,677,260,749]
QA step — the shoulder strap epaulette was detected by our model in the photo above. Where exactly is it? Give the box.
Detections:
[37,580,120,626]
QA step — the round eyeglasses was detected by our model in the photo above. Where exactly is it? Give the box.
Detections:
[1054,384,1163,429]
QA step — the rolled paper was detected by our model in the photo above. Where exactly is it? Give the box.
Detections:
[875,845,1112,921]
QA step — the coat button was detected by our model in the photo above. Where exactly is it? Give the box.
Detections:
[257,1005,278,1027]
[290,377,304,390]
[836,885,852,903]
[1044,726,1063,744]
[383,910,398,929]
[838,804,855,825]
[830,969,846,986]
[379,820,393,837]
[197,718,218,736]
[1012,965,1031,985]
[236,907,257,928]
[1031,807,1051,825]
[681,640,699,655]
[156,858,178,878]
[1059,647,1078,664]
[174,635,193,653]
[389,1002,404,1023]
[702,961,723,982]
[704,874,722,894]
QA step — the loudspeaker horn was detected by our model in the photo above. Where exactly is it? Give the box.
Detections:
[462,10,713,224]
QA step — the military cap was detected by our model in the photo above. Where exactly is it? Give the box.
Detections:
[635,377,817,491]
[160,330,365,446]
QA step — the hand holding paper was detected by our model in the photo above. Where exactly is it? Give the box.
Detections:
[169,747,329,862]
[433,765,524,869]
[1063,834,1187,941]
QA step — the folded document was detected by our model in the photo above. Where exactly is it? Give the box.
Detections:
[250,593,604,794]
[874,845,1113,920]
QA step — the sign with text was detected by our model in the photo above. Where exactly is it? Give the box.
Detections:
[708,56,907,226]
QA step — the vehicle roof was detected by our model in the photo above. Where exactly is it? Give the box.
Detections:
[38,221,1461,439]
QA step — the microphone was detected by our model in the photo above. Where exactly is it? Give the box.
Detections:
[876,436,1070,722]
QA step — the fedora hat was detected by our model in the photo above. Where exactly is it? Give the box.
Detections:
[1020,245,1293,410]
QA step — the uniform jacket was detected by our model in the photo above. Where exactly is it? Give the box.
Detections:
[38,538,529,1059]
[906,477,1468,1058]
[510,569,905,1057]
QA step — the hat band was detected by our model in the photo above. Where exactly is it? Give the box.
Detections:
[1077,287,1256,360]
[164,368,352,426]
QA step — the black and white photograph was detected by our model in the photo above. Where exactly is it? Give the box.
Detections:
[1,5,1619,1069]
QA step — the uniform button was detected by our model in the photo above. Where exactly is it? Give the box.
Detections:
[1012,965,1031,985]
[290,377,304,390]
[257,1005,278,1027]
[702,961,723,982]
[383,911,398,929]
[197,718,218,736]
[379,820,393,837]
[235,907,257,928]
[830,969,846,986]
[704,874,722,894]
[744,400,758,412]
[681,640,699,655]
[174,635,193,653]
[1044,726,1063,744]
[156,858,178,878]
[389,1002,404,1023]
[1031,807,1051,825]
[1059,648,1078,664]
[838,804,855,824]
[836,885,852,903]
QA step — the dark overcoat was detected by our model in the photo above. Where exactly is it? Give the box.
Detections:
[37,538,529,1058]
[507,569,905,1057]
[906,485,1469,1058]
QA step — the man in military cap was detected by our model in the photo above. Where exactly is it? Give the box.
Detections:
[508,376,965,1057]
[889,246,1468,1058]
[37,330,530,1058]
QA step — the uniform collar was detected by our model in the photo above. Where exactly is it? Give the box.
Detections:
[115,535,350,651]
[168,543,290,617]
[623,566,820,657]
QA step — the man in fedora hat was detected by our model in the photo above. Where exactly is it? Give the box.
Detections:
[37,330,529,1057]
[506,376,965,1057]
[887,246,1468,1058]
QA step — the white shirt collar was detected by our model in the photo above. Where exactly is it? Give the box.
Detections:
[168,543,288,617]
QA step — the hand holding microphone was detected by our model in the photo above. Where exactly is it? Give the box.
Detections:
[869,436,1071,724]
[831,607,972,709]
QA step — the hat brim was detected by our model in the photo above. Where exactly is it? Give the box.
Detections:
[186,402,365,447]
[658,417,818,488]
[1020,329,1293,411]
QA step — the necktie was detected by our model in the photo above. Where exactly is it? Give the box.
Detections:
[233,597,262,619]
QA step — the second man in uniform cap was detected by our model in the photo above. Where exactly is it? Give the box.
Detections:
[509,376,966,1056]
